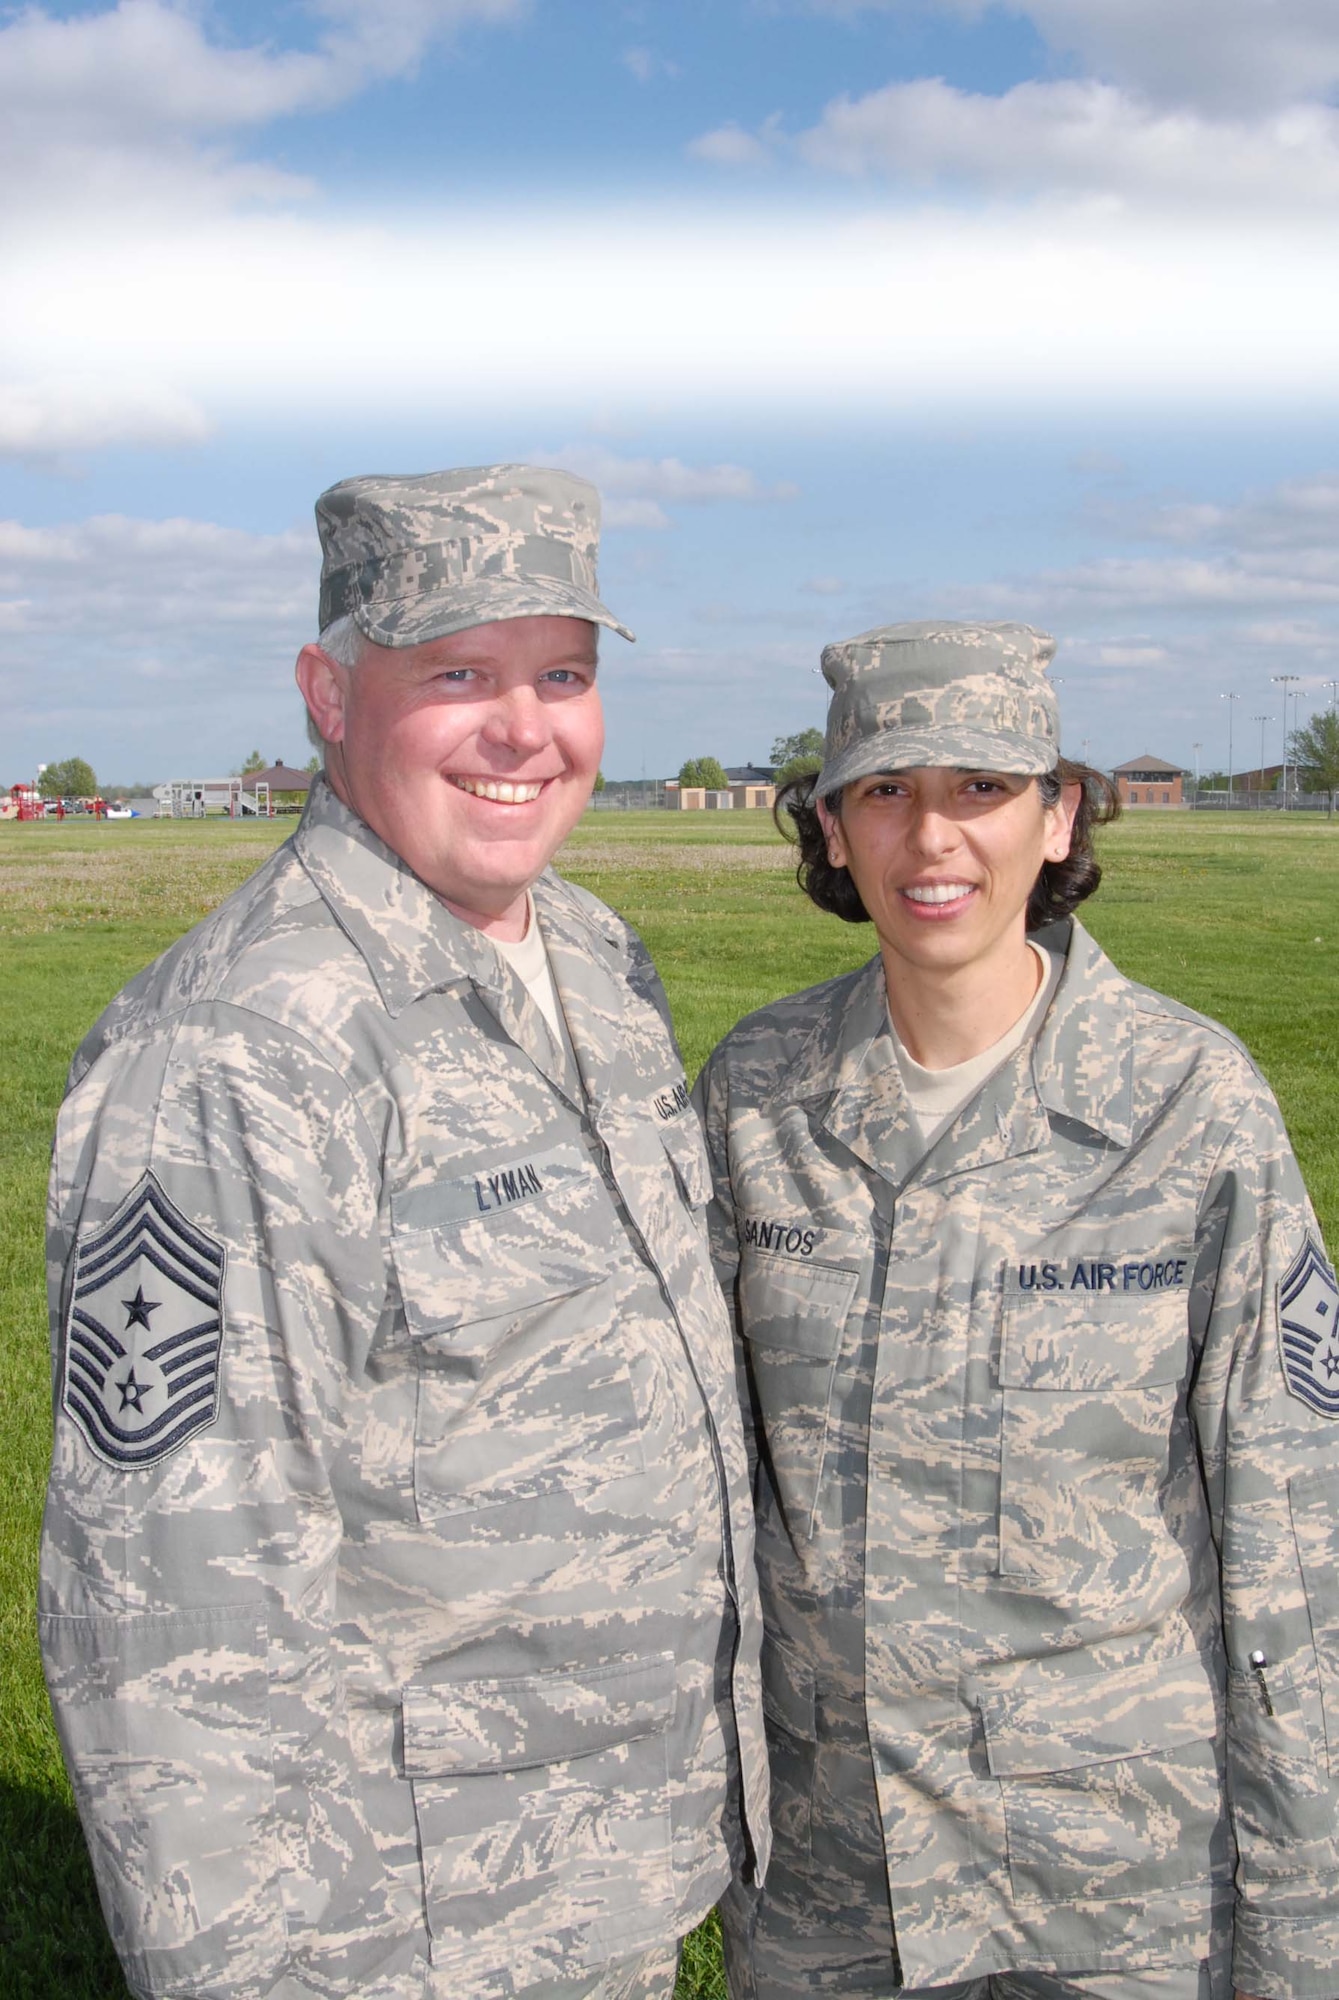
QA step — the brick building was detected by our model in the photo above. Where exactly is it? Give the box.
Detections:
[1113,754,1186,808]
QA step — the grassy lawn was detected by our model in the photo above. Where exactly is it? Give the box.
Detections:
[1,805,1336,1997]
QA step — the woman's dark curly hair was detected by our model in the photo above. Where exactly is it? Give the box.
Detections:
[775,757,1121,931]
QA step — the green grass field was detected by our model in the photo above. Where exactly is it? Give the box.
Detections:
[2,807,1337,1998]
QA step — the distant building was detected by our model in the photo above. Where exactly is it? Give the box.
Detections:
[1233,764,1284,794]
[1113,754,1186,808]
[666,764,777,810]
[665,784,735,811]
[251,761,312,795]
[729,784,775,809]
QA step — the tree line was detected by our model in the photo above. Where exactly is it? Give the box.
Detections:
[677,729,825,792]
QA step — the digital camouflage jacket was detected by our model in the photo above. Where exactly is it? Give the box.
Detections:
[695,918,1339,2000]
[40,779,768,2000]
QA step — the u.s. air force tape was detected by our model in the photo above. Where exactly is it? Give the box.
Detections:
[62,1173,226,1470]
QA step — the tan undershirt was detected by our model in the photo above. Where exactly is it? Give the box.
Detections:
[889,940,1062,1149]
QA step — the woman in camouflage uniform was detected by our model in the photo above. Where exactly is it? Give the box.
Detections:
[695,622,1339,2000]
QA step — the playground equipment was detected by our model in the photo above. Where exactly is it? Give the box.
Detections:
[155,779,271,819]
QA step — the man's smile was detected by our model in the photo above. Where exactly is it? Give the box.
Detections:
[446,775,547,803]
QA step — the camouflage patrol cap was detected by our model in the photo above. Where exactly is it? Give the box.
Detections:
[816,620,1059,798]
[315,464,634,648]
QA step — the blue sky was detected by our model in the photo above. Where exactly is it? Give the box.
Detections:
[5,1,1339,785]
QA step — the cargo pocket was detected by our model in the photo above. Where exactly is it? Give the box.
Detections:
[1226,1663,1339,1879]
[996,1286,1188,1596]
[738,1236,860,1541]
[980,1652,1221,1905]
[404,1652,676,1984]
[390,1146,644,1519]
[758,1631,817,1867]
[38,1605,284,1998]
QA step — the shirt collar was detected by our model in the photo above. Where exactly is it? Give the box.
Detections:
[292,776,522,1016]
[780,915,1135,1185]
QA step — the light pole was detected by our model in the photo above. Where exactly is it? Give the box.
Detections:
[1326,679,1339,714]
[1271,674,1300,801]
[1192,742,1202,788]
[1220,694,1240,805]
[1251,715,1270,795]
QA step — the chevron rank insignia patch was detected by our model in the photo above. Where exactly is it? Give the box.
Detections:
[61,1173,226,1469]
[1279,1233,1339,1419]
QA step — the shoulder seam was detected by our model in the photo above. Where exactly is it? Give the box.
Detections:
[142,998,383,1164]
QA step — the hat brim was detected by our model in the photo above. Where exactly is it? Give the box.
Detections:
[817,725,1056,798]
[353,573,635,648]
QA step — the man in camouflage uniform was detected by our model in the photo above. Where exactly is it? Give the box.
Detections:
[695,622,1339,2000]
[39,465,768,2000]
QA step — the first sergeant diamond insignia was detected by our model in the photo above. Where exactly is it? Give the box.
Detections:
[61,1172,227,1470]
[1279,1232,1339,1419]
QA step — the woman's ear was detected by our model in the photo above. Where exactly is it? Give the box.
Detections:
[1043,780,1083,864]
[816,793,848,869]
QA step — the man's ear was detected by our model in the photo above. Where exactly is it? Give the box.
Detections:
[295,644,347,745]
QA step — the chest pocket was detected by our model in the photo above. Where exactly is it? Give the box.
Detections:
[656,1108,711,1211]
[996,1282,1190,1600]
[390,1143,644,1520]
[738,1222,863,1542]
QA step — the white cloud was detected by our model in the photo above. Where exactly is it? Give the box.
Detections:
[622,45,680,84]
[1139,476,1339,551]
[539,448,798,520]
[1002,554,1339,616]
[1008,0,1339,115]
[798,0,1339,115]
[7,203,1337,416]
[603,498,673,530]
[0,380,211,460]
[820,465,1339,771]
[558,449,797,505]
[701,77,1339,213]
[15,201,1339,416]
[1091,643,1169,668]
[0,512,313,635]
[688,116,782,167]
[1238,619,1338,649]
[0,0,522,216]
[0,507,322,774]
[0,0,521,129]
[1019,472,1339,621]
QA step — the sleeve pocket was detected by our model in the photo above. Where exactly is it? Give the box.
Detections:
[1225,1664,1339,1879]
[1291,1465,1339,1779]
[39,1604,284,1997]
